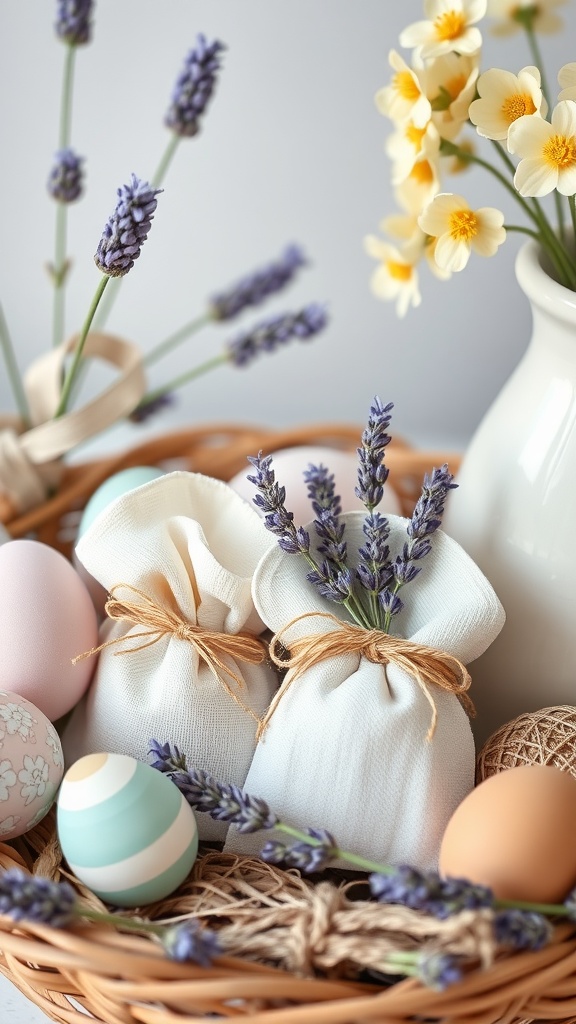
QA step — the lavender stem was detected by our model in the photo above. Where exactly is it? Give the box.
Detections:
[54,274,109,417]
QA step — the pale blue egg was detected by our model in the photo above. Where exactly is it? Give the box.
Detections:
[78,466,164,537]
[57,753,198,907]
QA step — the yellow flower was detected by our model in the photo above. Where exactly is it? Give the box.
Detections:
[424,52,480,140]
[364,236,422,317]
[375,50,432,127]
[400,0,486,60]
[418,193,506,271]
[469,66,546,140]
[386,119,441,184]
[486,0,565,35]
[558,62,576,102]
[508,99,576,196]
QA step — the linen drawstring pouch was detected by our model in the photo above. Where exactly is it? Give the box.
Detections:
[224,512,505,868]
[62,471,280,841]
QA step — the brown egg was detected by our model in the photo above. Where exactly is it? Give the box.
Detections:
[439,764,576,903]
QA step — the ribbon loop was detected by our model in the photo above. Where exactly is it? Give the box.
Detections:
[258,611,474,742]
[73,583,268,725]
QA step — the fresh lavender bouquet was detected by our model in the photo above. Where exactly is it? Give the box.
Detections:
[0,5,329,518]
[248,396,457,633]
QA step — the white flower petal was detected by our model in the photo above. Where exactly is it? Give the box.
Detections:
[399,21,433,48]
[551,99,576,137]
[435,233,471,272]
[558,63,576,91]
[557,164,576,196]
[507,114,552,156]
[514,157,558,197]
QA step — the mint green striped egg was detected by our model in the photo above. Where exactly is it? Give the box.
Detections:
[57,753,198,907]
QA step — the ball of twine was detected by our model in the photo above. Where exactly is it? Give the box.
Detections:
[476,705,576,785]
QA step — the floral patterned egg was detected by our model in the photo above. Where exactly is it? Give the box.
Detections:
[0,691,64,841]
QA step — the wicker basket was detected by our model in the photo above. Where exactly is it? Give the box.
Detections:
[2,423,574,1024]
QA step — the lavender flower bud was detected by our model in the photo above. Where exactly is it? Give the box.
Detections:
[148,739,188,774]
[356,511,392,596]
[129,393,176,424]
[162,920,221,965]
[369,867,493,919]
[47,148,84,203]
[247,452,310,554]
[165,35,225,138]
[0,868,77,927]
[260,830,336,873]
[55,0,94,45]
[418,951,463,990]
[355,397,393,511]
[227,304,328,368]
[306,564,354,603]
[166,765,279,833]
[210,245,307,321]
[94,175,162,278]
[494,910,552,951]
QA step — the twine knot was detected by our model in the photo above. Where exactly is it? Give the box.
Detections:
[73,583,268,725]
[257,611,474,742]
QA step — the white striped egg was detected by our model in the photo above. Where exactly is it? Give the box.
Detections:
[57,753,198,907]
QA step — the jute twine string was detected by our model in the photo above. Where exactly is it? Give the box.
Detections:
[477,705,576,785]
[258,611,474,741]
[14,818,498,980]
[72,583,268,725]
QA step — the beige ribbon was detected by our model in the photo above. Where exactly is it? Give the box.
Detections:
[0,332,146,516]
[73,583,269,724]
[257,611,474,742]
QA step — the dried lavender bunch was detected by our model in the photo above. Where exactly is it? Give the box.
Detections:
[55,0,94,46]
[227,304,327,368]
[210,245,307,321]
[47,148,84,203]
[94,174,162,278]
[0,867,219,965]
[165,34,225,138]
[369,866,494,919]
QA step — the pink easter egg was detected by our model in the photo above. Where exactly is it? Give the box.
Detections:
[0,540,99,722]
[0,691,64,840]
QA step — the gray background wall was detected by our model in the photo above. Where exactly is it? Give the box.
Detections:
[0,0,575,459]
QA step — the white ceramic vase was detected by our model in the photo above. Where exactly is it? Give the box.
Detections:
[443,238,576,748]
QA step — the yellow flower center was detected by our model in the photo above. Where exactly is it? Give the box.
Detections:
[543,133,576,170]
[386,260,413,281]
[445,73,467,100]
[434,11,466,41]
[448,208,478,241]
[393,70,421,101]
[410,159,435,184]
[405,124,426,148]
[501,92,537,125]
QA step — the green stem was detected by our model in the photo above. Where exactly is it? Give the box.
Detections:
[59,44,76,149]
[152,134,181,188]
[54,275,110,418]
[143,312,213,367]
[503,223,541,240]
[52,202,68,348]
[136,352,227,409]
[569,195,576,242]
[74,905,165,935]
[51,44,77,349]
[275,822,393,875]
[0,303,31,428]
[495,897,570,918]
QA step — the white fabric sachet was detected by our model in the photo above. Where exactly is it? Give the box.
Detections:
[224,512,505,869]
[62,471,280,841]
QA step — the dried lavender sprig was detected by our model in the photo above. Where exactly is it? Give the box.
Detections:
[247,452,370,627]
[227,304,328,368]
[0,868,219,964]
[380,464,457,632]
[165,35,226,139]
[94,174,162,279]
[128,392,176,424]
[47,148,84,203]
[210,245,307,321]
[55,0,94,46]
[494,909,553,951]
[148,739,188,774]
[356,510,393,628]
[369,866,494,919]
[304,464,347,564]
[260,829,337,873]
[355,397,394,512]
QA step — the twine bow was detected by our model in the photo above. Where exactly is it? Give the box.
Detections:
[73,583,268,724]
[257,611,474,742]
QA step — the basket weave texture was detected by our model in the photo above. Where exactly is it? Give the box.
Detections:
[2,423,574,1024]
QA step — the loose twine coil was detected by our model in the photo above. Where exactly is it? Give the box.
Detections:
[259,611,474,742]
[72,583,268,724]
